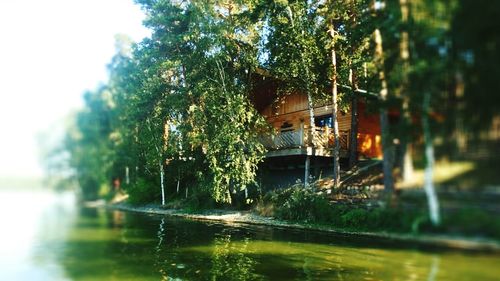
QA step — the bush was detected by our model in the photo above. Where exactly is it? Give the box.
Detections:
[126,178,160,205]
[184,187,217,211]
[440,208,500,239]
[256,186,426,233]
[341,208,369,228]
[259,186,333,223]
[258,185,500,240]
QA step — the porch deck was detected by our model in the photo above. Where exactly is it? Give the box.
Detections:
[261,126,350,158]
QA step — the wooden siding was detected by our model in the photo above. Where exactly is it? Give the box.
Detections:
[257,91,382,159]
[261,94,351,131]
[260,92,351,133]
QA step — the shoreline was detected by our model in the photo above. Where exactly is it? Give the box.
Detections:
[105,202,500,253]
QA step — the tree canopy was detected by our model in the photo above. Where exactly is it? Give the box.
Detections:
[54,0,500,207]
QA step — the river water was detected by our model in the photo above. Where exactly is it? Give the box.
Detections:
[0,190,498,280]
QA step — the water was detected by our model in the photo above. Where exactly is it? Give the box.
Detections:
[0,190,499,280]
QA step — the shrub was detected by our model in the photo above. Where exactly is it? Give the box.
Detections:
[256,186,428,233]
[441,208,500,239]
[341,208,369,228]
[126,178,159,205]
[184,188,217,211]
[259,186,333,223]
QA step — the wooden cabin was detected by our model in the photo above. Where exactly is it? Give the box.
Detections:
[251,73,382,161]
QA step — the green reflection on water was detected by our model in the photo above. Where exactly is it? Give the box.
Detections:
[48,206,500,281]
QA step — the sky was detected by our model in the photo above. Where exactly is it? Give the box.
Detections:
[0,0,150,177]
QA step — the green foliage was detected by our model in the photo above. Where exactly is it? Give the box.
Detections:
[126,178,160,205]
[452,0,500,132]
[440,209,500,240]
[64,88,117,201]
[55,0,500,213]
[184,187,217,212]
[257,186,500,239]
[258,186,427,233]
[261,186,333,223]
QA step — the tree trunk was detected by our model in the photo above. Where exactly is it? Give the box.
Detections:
[147,119,167,205]
[304,155,311,187]
[348,0,359,170]
[125,166,130,185]
[399,0,414,183]
[304,70,316,188]
[348,69,358,169]
[159,160,165,206]
[374,28,395,192]
[288,4,316,188]
[400,143,414,182]
[303,88,315,188]
[454,71,467,155]
[422,92,440,225]
[380,112,395,193]
[329,22,341,188]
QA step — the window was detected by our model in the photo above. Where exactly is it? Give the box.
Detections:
[280,121,293,132]
[315,115,333,128]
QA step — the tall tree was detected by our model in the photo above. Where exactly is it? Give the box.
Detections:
[65,88,116,200]
[261,1,328,187]
[397,0,414,183]
[328,20,341,188]
[373,26,395,193]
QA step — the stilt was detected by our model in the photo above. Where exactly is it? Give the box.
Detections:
[304,155,311,187]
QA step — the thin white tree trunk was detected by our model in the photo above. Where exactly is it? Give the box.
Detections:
[402,145,414,181]
[422,92,440,225]
[305,84,315,188]
[147,119,167,205]
[302,50,315,188]
[125,166,130,185]
[159,160,165,206]
[304,96,315,188]
[329,22,341,188]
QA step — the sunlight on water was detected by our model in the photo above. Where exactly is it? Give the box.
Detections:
[0,190,75,280]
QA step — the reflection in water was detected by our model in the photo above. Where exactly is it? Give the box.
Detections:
[209,235,259,280]
[427,256,440,281]
[111,210,125,228]
[1,190,499,280]
[155,218,167,279]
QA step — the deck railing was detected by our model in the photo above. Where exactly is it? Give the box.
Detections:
[260,130,303,150]
[261,126,350,152]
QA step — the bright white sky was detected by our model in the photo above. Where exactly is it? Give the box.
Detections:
[0,0,150,177]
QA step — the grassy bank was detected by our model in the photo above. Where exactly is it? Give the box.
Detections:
[254,186,500,241]
[108,200,500,253]
[103,183,500,253]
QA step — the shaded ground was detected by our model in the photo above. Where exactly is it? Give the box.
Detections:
[312,159,500,215]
